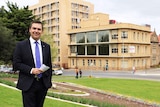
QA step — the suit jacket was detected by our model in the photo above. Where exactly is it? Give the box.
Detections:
[13,39,52,91]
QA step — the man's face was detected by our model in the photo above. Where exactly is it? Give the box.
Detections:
[29,23,43,40]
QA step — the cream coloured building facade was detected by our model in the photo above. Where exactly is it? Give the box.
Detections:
[29,0,159,71]
[29,0,94,68]
[68,13,152,71]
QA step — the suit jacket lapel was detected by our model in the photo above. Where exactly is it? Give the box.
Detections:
[26,39,35,67]
[41,42,46,64]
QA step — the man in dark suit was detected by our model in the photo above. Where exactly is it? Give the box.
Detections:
[13,20,52,107]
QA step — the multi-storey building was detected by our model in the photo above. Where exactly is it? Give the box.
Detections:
[30,0,159,71]
[68,13,152,71]
[29,0,94,68]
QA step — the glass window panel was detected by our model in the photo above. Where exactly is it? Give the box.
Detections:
[87,45,96,55]
[70,34,75,42]
[98,31,109,42]
[77,45,85,55]
[70,46,76,53]
[76,33,85,43]
[99,44,109,55]
[86,32,96,43]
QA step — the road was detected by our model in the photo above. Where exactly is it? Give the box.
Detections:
[62,68,160,81]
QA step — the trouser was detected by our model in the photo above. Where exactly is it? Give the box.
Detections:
[22,78,48,107]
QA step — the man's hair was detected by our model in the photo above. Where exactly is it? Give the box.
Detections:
[29,20,43,30]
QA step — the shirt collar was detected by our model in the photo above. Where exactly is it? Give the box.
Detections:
[29,37,41,45]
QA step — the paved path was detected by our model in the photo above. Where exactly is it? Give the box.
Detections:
[63,68,160,81]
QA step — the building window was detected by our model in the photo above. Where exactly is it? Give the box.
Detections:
[133,32,136,40]
[137,32,139,40]
[70,34,76,42]
[87,45,96,55]
[55,18,59,23]
[76,33,85,43]
[142,33,144,41]
[99,60,101,67]
[98,31,109,42]
[70,46,76,53]
[77,45,85,55]
[58,41,60,46]
[38,7,41,13]
[58,49,60,54]
[94,60,96,66]
[72,59,75,66]
[121,45,128,53]
[121,60,128,68]
[83,59,85,66]
[121,31,128,38]
[58,56,60,62]
[112,48,118,53]
[86,31,96,43]
[71,3,75,9]
[55,2,59,8]
[88,60,90,66]
[99,44,109,55]
[145,33,147,41]
[137,46,139,53]
[112,60,116,69]
[112,34,118,39]
[106,60,108,64]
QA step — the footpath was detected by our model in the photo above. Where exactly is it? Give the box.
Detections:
[64,67,160,73]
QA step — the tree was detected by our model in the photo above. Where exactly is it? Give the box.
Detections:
[1,1,36,41]
[0,20,16,64]
[0,6,6,17]
[41,34,58,64]
[0,1,37,64]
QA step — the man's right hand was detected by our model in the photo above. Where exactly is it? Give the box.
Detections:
[32,68,42,75]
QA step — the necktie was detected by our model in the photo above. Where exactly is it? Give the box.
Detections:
[35,41,42,78]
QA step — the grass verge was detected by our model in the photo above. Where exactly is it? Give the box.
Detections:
[0,85,87,107]
[52,76,160,105]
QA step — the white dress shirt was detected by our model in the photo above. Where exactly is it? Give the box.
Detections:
[30,37,43,69]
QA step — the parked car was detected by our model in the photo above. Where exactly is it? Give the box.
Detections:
[0,65,13,73]
[52,65,63,75]
[52,68,63,75]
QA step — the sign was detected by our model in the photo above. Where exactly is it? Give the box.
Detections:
[129,46,135,53]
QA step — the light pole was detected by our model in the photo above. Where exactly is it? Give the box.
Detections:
[76,52,78,68]
[90,62,93,78]
[122,33,124,71]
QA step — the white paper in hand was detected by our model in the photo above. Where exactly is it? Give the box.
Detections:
[40,64,50,72]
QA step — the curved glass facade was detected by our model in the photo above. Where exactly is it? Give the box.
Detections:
[72,30,110,55]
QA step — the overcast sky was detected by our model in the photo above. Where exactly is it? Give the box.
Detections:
[1,0,160,34]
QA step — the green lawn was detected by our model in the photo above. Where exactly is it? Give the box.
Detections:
[53,76,160,104]
[1,73,160,106]
[0,85,85,107]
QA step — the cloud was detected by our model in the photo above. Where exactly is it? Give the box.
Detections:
[86,0,160,34]
[1,0,160,34]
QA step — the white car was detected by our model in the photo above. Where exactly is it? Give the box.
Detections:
[52,65,63,75]
[52,69,63,75]
[0,65,12,73]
